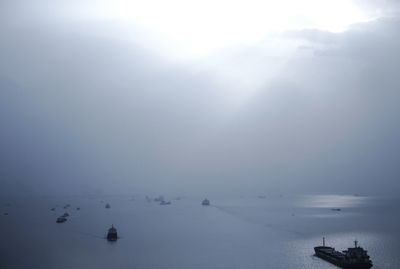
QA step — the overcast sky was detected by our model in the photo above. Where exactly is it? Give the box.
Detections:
[1,0,400,196]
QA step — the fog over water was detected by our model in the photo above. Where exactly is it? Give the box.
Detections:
[1,1,400,268]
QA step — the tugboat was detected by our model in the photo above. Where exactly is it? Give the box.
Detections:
[56,216,67,223]
[202,199,210,206]
[314,238,373,269]
[107,225,118,241]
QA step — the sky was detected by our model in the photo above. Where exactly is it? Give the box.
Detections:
[0,0,400,196]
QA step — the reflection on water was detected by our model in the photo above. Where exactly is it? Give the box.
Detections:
[0,194,399,269]
[300,194,371,208]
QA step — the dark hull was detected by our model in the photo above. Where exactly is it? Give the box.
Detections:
[107,235,117,241]
[315,253,372,268]
[107,232,118,241]
[315,248,372,269]
[56,217,67,223]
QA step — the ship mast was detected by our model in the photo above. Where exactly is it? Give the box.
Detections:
[323,237,325,247]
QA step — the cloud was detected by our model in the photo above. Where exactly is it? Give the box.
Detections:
[205,17,400,194]
[0,14,225,195]
[1,2,400,196]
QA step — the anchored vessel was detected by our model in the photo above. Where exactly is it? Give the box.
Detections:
[107,225,118,241]
[314,238,373,269]
[202,199,210,206]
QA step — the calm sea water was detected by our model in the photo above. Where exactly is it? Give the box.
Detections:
[0,194,399,269]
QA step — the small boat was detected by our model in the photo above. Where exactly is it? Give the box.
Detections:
[51,207,56,211]
[314,238,373,269]
[105,203,111,209]
[4,212,9,216]
[331,208,342,211]
[62,212,69,217]
[56,216,67,223]
[202,199,210,206]
[76,207,80,211]
[160,200,171,205]
[107,225,118,241]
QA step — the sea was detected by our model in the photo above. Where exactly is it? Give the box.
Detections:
[0,194,399,269]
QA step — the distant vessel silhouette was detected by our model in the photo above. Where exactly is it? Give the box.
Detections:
[105,203,111,209]
[107,225,118,241]
[202,199,210,206]
[160,200,171,205]
[56,216,67,223]
[314,237,373,269]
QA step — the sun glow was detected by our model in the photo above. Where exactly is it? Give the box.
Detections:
[95,0,369,55]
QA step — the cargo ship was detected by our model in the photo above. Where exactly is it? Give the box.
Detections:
[314,238,373,269]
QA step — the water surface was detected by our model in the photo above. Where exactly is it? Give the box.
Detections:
[0,194,398,268]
